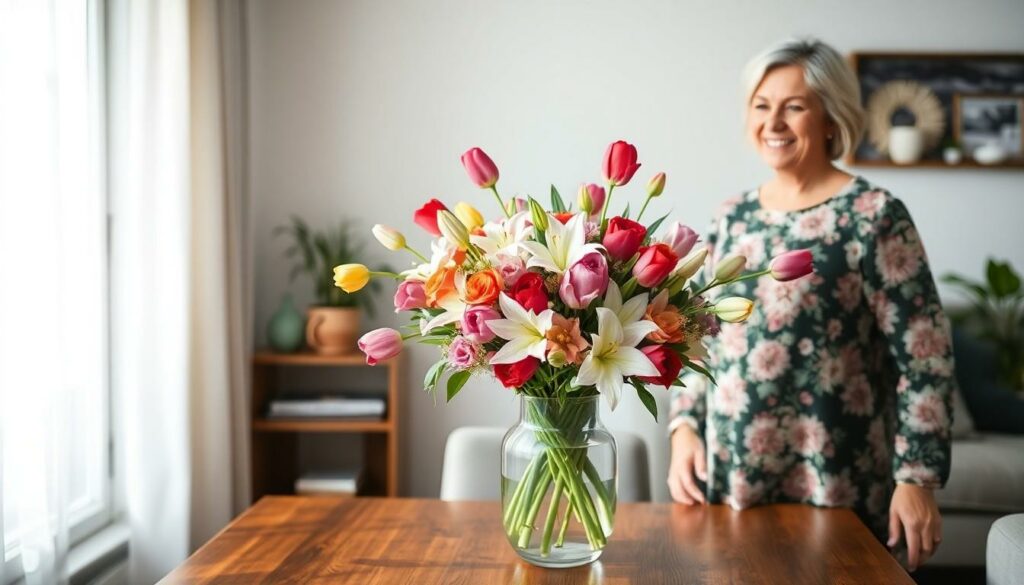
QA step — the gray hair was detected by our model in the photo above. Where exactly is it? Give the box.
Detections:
[743,38,864,161]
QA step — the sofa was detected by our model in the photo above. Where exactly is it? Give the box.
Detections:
[928,329,1024,567]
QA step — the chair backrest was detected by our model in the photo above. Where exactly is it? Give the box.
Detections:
[439,426,651,502]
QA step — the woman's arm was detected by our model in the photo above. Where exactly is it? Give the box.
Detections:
[860,194,955,570]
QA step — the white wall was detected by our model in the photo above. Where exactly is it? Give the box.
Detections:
[247,0,1024,501]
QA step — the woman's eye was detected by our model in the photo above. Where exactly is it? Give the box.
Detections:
[788,105,805,112]
[754,104,769,110]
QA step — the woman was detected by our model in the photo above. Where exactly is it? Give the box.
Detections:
[667,38,955,573]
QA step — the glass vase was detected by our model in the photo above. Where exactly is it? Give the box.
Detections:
[500,395,616,568]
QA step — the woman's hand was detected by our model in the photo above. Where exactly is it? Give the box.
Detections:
[667,425,707,505]
[888,483,942,572]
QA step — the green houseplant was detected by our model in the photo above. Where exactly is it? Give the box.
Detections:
[943,258,1024,392]
[276,216,383,355]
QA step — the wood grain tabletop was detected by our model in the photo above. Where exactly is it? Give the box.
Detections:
[159,496,914,584]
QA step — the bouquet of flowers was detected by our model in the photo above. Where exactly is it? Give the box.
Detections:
[334,140,813,563]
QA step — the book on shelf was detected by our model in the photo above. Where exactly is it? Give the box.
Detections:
[267,393,386,418]
[295,469,362,496]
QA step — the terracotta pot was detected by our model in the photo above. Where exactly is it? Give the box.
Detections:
[305,307,360,355]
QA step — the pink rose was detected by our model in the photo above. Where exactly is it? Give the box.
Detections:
[661,221,699,259]
[393,280,427,311]
[559,250,609,309]
[357,328,403,365]
[461,305,501,344]
[447,336,481,370]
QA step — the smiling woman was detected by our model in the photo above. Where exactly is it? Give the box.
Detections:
[667,38,957,575]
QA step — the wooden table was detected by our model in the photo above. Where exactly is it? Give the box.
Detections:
[160,496,914,584]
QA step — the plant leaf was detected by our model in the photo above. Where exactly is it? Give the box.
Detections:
[987,259,1021,298]
[446,370,471,402]
[622,203,631,219]
[424,359,446,392]
[550,185,566,212]
[684,360,716,386]
[645,212,670,242]
[629,378,658,421]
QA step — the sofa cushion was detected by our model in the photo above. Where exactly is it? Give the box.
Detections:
[935,434,1024,513]
[987,514,1024,585]
[952,328,1024,434]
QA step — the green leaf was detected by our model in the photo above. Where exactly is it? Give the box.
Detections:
[423,359,446,392]
[684,360,717,386]
[446,370,472,402]
[629,378,658,421]
[645,213,670,242]
[987,259,1021,298]
[622,203,631,219]
[550,185,566,212]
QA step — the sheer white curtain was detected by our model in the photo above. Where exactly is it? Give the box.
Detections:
[0,1,106,583]
[108,0,251,582]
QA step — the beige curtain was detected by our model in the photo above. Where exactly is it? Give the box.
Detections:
[188,0,253,547]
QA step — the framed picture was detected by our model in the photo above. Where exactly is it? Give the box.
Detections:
[847,52,1024,168]
[953,94,1024,159]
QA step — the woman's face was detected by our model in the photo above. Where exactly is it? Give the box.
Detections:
[746,65,834,172]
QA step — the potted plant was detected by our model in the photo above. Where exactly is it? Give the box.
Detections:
[276,216,383,355]
[943,258,1024,392]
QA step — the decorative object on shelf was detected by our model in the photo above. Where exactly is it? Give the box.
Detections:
[848,52,1024,168]
[942,259,1023,392]
[275,216,386,354]
[338,140,816,567]
[953,94,1024,164]
[942,138,963,165]
[267,294,305,352]
[864,80,944,164]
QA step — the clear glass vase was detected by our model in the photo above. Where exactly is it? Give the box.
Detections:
[500,395,616,568]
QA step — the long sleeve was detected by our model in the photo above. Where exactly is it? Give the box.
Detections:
[860,196,955,488]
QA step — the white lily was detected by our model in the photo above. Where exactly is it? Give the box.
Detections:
[401,236,457,282]
[601,282,660,346]
[573,307,660,410]
[519,212,602,274]
[487,293,553,364]
[470,211,533,261]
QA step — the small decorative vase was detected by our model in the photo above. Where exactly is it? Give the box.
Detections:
[501,395,616,568]
[267,294,305,352]
[943,146,963,165]
[305,306,360,355]
[888,126,924,164]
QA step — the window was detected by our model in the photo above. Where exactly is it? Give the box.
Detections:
[0,0,111,574]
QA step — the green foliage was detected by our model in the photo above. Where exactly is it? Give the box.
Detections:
[550,185,567,212]
[447,370,471,402]
[274,216,382,314]
[943,258,1024,390]
[629,378,659,421]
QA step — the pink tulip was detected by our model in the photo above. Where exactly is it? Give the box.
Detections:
[461,147,499,188]
[394,280,427,312]
[633,243,678,288]
[602,140,641,186]
[661,221,699,259]
[559,250,609,309]
[461,305,501,344]
[447,336,481,370]
[579,183,606,217]
[358,328,403,365]
[769,249,814,282]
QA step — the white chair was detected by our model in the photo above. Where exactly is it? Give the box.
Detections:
[439,426,651,502]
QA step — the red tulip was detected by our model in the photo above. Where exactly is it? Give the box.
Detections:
[413,198,449,236]
[461,147,500,188]
[602,140,641,186]
[494,356,540,388]
[603,217,647,261]
[637,345,683,388]
[633,243,678,288]
[769,249,814,282]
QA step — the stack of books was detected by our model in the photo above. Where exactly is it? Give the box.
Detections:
[295,469,362,497]
[267,393,386,419]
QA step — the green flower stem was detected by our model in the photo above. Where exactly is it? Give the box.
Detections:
[490,185,511,219]
[503,454,540,527]
[368,270,402,280]
[403,245,429,264]
[517,466,553,548]
[540,480,565,556]
[508,453,547,537]
[599,183,616,227]
[636,194,653,222]
[556,501,573,547]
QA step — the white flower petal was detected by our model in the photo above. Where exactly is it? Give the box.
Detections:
[576,354,600,386]
[490,337,537,365]
[596,307,624,345]
[602,282,623,313]
[487,319,530,341]
[619,292,649,325]
[622,320,661,347]
[609,346,660,378]
[595,367,623,410]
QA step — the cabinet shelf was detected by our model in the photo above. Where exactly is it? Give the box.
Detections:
[253,418,392,433]
[250,350,401,500]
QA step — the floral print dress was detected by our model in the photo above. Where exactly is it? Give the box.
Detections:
[668,176,955,539]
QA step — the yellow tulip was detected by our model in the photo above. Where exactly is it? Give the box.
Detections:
[333,263,369,292]
[713,297,755,323]
[454,202,484,230]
